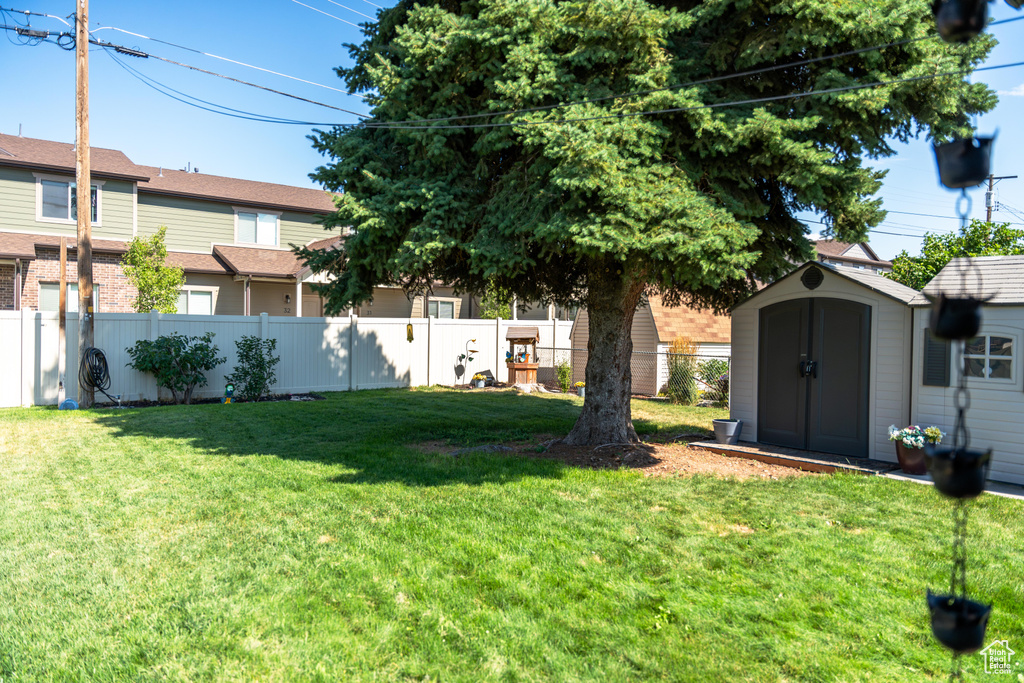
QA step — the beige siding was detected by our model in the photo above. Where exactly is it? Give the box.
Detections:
[363,287,415,318]
[250,281,298,317]
[183,273,242,315]
[911,306,1024,485]
[0,167,134,240]
[730,271,912,459]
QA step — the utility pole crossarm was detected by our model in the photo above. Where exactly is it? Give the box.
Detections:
[986,174,1018,223]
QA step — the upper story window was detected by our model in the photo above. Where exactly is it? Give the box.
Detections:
[964,334,1014,381]
[235,209,280,246]
[36,175,101,224]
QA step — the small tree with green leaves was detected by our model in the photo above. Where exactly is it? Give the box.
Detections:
[125,332,225,405]
[886,220,1024,290]
[225,336,281,402]
[479,281,512,319]
[121,226,186,313]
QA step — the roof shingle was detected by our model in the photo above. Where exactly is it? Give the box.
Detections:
[646,296,731,344]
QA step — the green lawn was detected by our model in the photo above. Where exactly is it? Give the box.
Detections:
[1,389,1021,682]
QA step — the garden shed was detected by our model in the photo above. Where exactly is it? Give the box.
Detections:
[730,262,917,461]
[570,295,730,396]
[909,255,1024,486]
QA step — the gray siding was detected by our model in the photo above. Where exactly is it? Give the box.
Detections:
[730,270,912,460]
[912,306,1024,485]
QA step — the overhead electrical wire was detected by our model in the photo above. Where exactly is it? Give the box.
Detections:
[289,0,364,28]
[360,14,1024,128]
[88,36,370,119]
[362,58,1024,130]
[103,49,342,126]
[324,0,376,21]
[89,25,370,99]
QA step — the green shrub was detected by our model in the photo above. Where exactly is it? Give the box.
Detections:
[125,333,225,404]
[555,358,573,393]
[665,337,699,405]
[697,358,730,406]
[225,336,281,402]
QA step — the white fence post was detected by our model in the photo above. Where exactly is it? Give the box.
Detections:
[20,307,29,407]
[260,312,269,340]
[426,316,433,387]
[495,317,502,383]
[348,314,356,392]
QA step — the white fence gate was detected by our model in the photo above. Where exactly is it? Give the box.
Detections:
[0,311,573,407]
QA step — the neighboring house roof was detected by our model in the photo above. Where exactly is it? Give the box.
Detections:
[910,255,1024,306]
[136,165,337,214]
[0,133,337,214]
[0,134,148,181]
[813,240,891,267]
[733,262,918,309]
[213,244,303,278]
[165,251,233,276]
[646,295,731,344]
[0,230,233,275]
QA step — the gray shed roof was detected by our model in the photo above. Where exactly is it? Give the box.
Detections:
[910,255,1024,306]
[828,263,918,304]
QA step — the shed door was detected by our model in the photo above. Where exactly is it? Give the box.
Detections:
[758,298,870,457]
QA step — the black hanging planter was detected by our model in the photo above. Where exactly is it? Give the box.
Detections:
[933,0,989,43]
[933,136,995,189]
[928,293,983,341]
[925,445,992,499]
[927,591,992,653]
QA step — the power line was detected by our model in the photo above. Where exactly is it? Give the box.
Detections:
[89,25,370,99]
[88,37,370,119]
[362,58,1024,130]
[289,0,363,29]
[104,49,340,126]
[361,14,1024,128]
[325,0,376,21]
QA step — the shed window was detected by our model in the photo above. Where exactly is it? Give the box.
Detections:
[964,335,1013,380]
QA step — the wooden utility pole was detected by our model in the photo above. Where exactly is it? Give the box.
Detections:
[59,237,67,405]
[76,0,94,407]
[986,173,1018,223]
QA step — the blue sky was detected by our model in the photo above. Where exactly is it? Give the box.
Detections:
[1,0,1022,261]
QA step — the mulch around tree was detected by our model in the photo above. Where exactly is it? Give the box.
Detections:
[418,434,816,480]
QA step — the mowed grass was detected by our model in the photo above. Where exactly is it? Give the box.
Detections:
[0,389,1022,682]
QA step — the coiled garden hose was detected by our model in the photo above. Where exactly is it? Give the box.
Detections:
[79,347,120,405]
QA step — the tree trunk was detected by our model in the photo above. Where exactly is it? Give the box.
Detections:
[563,265,645,446]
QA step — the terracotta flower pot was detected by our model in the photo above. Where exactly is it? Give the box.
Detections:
[895,442,928,475]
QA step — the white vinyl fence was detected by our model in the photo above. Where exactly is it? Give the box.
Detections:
[0,311,573,407]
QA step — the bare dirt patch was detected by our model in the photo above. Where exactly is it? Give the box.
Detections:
[420,435,816,480]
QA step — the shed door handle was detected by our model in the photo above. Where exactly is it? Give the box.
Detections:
[799,360,818,378]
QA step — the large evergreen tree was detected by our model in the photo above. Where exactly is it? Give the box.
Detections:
[298,0,995,445]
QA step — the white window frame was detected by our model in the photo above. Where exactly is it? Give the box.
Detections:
[964,329,1016,387]
[39,282,100,313]
[175,285,219,315]
[233,207,281,247]
[34,173,103,226]
[427,297,460,319]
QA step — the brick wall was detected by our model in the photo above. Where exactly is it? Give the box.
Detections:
[0,264,13,309]
[14,248,138,312]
